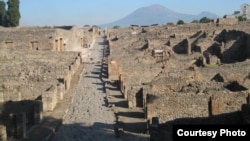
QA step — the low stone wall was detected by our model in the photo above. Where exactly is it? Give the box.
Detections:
[127,86,143,108]
[210,92,247,116]
[146,92,248,124]
[42,85,58,112]
[214,18,239,25]
[108,59,121,81]
[146,94,209,123]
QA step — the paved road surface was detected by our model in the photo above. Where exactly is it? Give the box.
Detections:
[52,36,120,141]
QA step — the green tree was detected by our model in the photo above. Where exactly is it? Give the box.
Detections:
[176,19,185,25]
[238,16,247,22]
[199,17,211,23]
[0,0,6,26]
[5,0,21,27]
[113,25,120,29]
[191,20,199,23]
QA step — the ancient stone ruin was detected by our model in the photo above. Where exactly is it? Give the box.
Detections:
[0,17,250,141]
[0,25,100,140]
[105,18,250,141]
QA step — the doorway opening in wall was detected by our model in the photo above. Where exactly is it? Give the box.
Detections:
[136,88,143,107]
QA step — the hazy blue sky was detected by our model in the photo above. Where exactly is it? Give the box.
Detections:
[5,0,250,26]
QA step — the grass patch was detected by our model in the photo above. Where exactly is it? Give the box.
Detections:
[0,57,9,63]
[142,82,151,85]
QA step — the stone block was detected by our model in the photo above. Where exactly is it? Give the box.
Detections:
[42,85,57,112]
[0,125,7,141]
[210,96,223,116]
[57,83,64,101]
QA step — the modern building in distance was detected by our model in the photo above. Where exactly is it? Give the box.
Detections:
[226,3,250,19]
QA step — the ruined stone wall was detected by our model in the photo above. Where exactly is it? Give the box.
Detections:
[210,92,247,116]
[214,18,239,25]
[0,26,95,52]
[146,92,248,124]
[108,59,121,81]
[42,85,58,112]
[1,100,43,139]
[0,27,56,50]
[147,93,209,123]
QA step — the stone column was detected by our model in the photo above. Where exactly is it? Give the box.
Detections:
[15,113,26,139]
[59,38,63,51]
[186,38,191,55]
[17,92,21,101]
[147,103,154,123]
[33,101,43,124]
[0,92,4,103]
[242,104,250,124]
[57,83,64,101]
[248,94,250,104]
[7,113,15,138]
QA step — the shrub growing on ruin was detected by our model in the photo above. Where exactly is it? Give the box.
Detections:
[113,25,120,29]
[177,19,185,25]
[5,0,20,27]
[191,20,199,23]
[199,17,211,23]
[238,16,247,21]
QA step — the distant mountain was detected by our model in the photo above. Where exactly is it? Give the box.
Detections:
[99,4,219,28]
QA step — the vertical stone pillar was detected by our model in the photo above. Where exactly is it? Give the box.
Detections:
[15,113,26,139]
[59,38,63,51]
[7,113,15,138]
[55,39,58,51]
[186,38,191,55]
[124,88,128,100]
[149,117,159,141]
[146,94,155,123]
[0,125,7,141]
[64,71,71,91]
[241,104,250,124]
[210,95,223,116]
[248,94,250,104]
[80,38,83,47]
[33,101,43,124]
[17,92,21,101]
[0,92,4,103]
[57,83,64,101]
[147,103,154,123]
